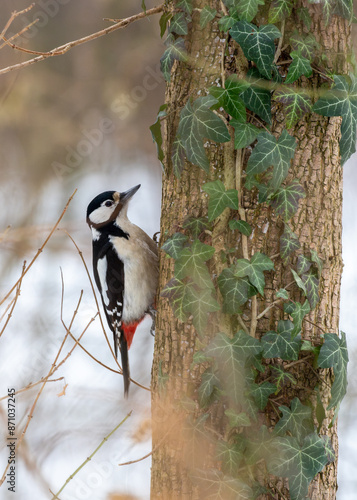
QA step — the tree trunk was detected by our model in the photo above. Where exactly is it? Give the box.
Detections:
[151,1,349,498]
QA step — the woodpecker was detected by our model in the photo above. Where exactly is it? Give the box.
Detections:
[86,184,158,396]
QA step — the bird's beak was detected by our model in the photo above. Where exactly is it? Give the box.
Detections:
[120,184,141,204]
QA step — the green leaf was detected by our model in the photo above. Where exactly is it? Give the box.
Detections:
[150,104,167,169]
[225,408,251,429]
[270,180,305,221]
[216,440,244,475]
[268,0,293,23]
[182,216,211,239]
[235,0,265,21]
[240,70,272,124]
[177,0,193,14]
[234,252,274,296]
[175,239,215,289]
[160,35,187,82]
[218,268,255,313]
[184,286,220,335]
[297,255,312,275]
[318,332,348,409]
[203,180,239,221]
[291,268,307,294]
[159,12,172,38]
[313,74,357,164]
[276,288,289,299]
[271,365,297,392]
[171,136,186,177]
[245,425,275,465]
[206,331,262,406]
[198,368,220,408]
[178,95,230,171]
[335,0,353,21]
[161,277,192,322]
[230,21,282,79]
[269,433,331,500]
[251,381,277,410]
[289,31,319,60]
[210,75,248,120]
[229,219,252,236]
[231,120,262,149]
[290,300,310,337]
[261,326,301,360]
[296,7,312,29]
[285,51,313,84]
[247,130,296,190]
[218,13,239,32]
[301,269,320,309]
[191,468,252,499]
[200,6,217,28]
[162,232,188,259]
[311,249,323,276]
[141,0,146,12]
[274,88,312,128]
[280,223,300,263]
[169,12,189,35]
[274,398,314,439]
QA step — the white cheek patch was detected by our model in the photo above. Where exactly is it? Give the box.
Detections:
[97,257,109,306]
[90,205,114,224]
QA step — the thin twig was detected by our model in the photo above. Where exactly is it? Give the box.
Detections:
[51,411,132,500]
[0,190,77,307]
[257,298,283,320]
[0,5,165,76]
[0,261,26,338]
[0,378,64,402]
[118,449,153,467]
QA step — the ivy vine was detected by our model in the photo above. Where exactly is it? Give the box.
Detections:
[151,0,352,498]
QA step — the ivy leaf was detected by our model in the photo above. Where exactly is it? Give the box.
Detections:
[234,252,274,296]
[268,0,293,23]
[191,468,252,500]
[225,408,251,429]
[274,89,312,128]
[313,74,357,164]
[318,332,348,409]
[177,0,193,14]
[160,35,187,82]
[162,232,188,259]
[271,366,297,392]
[290,300,310,337]
[161,277,191,322]
[276,288,289,299]
[184,286,221,335]
[203,180,239,221]
[230,22,282,79]
[159,12,172,38]
[198,368,221,408]
[301,269,320,309]
[247,130,296,190]
[218,12,240,31]
[200,6,217,28]
[235,0,265,21]
[289,31,319,60]
[280,224,300,263]
[171,136,186,177]
[169,12,189,35]
[240,69,272,124]
[178,95,230,171]
[216,440,244,476]
[335,0,353,21]
[229,219,252,236]
[261,326,301,360]
[210,75,248,120]
[285,51,313,84]
[231,120,262,149]
[245,425,275,465]
[274,398,314,440]
[218,268,255,313]
[182,216,211,239]
[297,7,312,29]
[270,180,305,221]
[150,104,167,170]
[206,331,262,406]
[250,381,277,410]
[175,239,215,289]
[269,433,331,500]
[297,255,312,275]
[311,249,323,276]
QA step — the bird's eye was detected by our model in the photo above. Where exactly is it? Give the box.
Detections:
[105,201,113,207]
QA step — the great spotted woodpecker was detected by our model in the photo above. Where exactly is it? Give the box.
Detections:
[86,184,158,396]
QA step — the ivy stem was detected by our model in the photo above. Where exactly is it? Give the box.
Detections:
[274,19,285,64]
[257,298,283,320]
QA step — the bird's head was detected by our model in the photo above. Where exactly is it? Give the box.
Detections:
[86,184,141,229]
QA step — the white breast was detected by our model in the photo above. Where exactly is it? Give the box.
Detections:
[97,257,109,306]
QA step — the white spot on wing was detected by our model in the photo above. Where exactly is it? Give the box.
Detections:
[97,257,109,306]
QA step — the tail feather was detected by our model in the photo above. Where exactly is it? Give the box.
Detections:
[119,334,130,397]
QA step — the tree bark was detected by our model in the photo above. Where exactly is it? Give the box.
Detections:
[151,1,349,498]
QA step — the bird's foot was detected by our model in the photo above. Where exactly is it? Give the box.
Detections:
[147,306,156,337]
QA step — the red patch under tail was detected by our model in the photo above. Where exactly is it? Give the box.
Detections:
[122,318,144,349]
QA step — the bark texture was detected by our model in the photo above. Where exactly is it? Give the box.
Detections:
[151,1,349,498]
